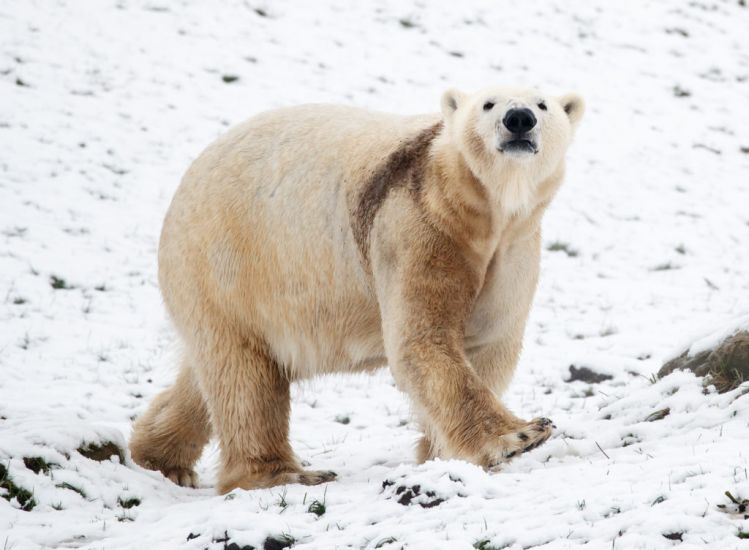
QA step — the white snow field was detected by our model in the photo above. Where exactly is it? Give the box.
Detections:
[2,0,749,548]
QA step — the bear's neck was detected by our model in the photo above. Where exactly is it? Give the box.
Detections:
[423,135,563,262]
[422,139,493,260]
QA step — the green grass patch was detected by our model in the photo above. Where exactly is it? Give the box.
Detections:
[546,240,579,257]
[23,456,53,474]
[50,275,74,289]
[77,441,124,463]
[308,499,325,517]
[263,534,294,550]
[57,482,86,499]
[0,463,36,511]
[118,496,141,509]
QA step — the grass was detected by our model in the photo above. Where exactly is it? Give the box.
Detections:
[307,487,327,517]
[709,363,746,394]
[673,85,691,97]
[49,275,73,289]
[77,441,124,463]
[23,456,52,474]
[473,539,510,550]
[0,463,36,511]
[719,490,747,514]
[118,496,141,509]
[308,500,325,517]
[57,482,86,499]
[263,534,295,550]
[546,240,579,257]
[276,488,288,510]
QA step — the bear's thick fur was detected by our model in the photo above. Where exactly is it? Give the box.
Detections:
[130,87,585,493]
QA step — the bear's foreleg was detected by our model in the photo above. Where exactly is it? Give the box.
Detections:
[374,229,552,469]
[415,335,554,467]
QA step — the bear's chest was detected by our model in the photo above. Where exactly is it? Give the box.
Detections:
[464,235,541,348]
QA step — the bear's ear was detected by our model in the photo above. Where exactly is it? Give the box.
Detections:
[441,88,466,120]
[559,93,585,130]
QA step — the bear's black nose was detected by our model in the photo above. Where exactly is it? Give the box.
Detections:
[503,108,537,134]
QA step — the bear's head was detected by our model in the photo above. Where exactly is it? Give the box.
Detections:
[440,86,585,214]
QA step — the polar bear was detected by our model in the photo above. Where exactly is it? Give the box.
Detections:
[129,86,585,493]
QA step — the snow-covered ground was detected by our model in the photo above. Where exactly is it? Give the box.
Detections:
[2,0,749,548]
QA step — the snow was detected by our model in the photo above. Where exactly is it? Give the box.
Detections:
[678,314,749,358]
[2,0,749,548]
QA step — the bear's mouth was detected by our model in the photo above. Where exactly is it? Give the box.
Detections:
[499,139,538,155]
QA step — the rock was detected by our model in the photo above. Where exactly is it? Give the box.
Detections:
[659,331,749,393]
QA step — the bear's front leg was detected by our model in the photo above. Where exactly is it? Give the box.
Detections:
[373,226,553,468]
[395,327,553,468]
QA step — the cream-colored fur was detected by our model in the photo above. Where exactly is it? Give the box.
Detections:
[129,86,585,493]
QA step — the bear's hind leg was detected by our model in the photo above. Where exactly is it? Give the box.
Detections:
[129,359,211,487]
[194,330,336,494]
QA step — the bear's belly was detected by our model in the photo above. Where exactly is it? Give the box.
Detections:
[256,293,387,379]
[266,330,388,378]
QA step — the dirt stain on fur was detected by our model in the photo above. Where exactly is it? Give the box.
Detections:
[351,122,443,263]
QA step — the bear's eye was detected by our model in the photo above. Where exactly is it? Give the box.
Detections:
[537,102,547,111]
[482,101,495,111]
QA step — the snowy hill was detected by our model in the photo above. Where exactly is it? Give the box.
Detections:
[2,0,749,548]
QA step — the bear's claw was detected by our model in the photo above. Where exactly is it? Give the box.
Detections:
[295,470,337,486]
[487,416,555,469]
[164,467,199,488]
